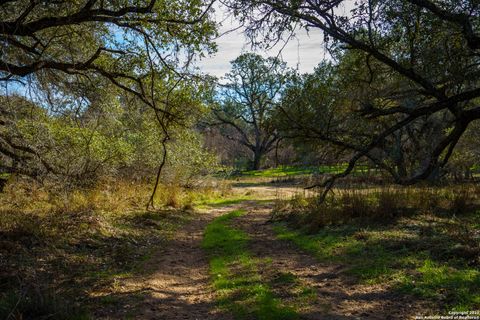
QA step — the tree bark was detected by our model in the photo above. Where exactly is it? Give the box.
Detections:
[251,150,263,170]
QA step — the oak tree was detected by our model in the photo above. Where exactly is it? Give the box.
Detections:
[226,0,480,187]
[213,53,292,170]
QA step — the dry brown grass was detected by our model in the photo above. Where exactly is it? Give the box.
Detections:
[0,177,228,319]
[272,184,480,232]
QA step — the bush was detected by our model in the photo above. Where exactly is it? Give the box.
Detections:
[448,186,476,216]
[339,190,371,220]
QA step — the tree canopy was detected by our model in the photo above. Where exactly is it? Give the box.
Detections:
[212,53,293,170]
[2,0,480,187]
[0,0,217,185]
[225,0,480,187]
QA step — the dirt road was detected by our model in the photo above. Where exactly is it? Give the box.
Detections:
[95,187,428,319]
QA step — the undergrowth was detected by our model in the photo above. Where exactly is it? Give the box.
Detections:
[272,184,480,311]
[0,177,230,319]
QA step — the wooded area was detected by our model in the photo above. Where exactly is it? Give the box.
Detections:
[1,1,479,319]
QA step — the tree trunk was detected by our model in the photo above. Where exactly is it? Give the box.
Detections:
[464,168,472,180]
[251,150,263,170]
[0,177,8,193]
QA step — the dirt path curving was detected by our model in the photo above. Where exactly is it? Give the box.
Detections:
[94,205,237,320]
[94,190,430,319]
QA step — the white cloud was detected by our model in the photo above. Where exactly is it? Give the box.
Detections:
[197,5,328,78]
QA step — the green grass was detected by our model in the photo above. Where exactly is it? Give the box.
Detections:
[202,210,300,319]
[196,196,252,208]
[273,213,480,311]
[274,224,393,280]
[241,164,371,178]
[400,259,480,311]
[242,166,317,177]
[0,173,10,179]
[272,272,297,285]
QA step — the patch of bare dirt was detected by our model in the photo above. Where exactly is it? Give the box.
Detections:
[93,206,238,320]
[233,185,313,200]
[233,201,432,320]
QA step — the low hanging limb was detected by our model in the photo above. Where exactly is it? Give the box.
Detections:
[308,117,473,204]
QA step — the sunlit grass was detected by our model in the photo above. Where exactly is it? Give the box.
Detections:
[0,173,10,179]
[274,210,480,311]
[195,196,252,208]
[400,260,480,311]
[241,164,371,178]
[202,210,300,319]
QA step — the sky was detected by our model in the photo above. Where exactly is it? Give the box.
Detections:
[197,5,329,78]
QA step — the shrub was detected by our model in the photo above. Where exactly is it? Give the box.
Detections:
[448,187,475,216]
[339,190,371,220]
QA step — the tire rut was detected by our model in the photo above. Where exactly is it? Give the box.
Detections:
[233,201,429,320]
[94,206,237,320]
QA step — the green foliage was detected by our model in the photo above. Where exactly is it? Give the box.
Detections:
[1,0,218,185]
[213,53,295,170]
[1,92,217,186]
[1,1,217,92]
[18,114,134,180]
[271,1,480,177]
[166,130,219,186]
